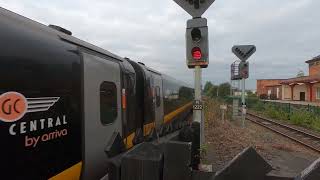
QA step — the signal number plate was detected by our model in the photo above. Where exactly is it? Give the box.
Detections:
[193,104,203,110]
[193,100,203,110]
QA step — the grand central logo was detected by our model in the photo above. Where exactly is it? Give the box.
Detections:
[0,92,60,122]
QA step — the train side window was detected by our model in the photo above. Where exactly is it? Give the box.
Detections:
[155,86,161,107]
[100,81,117,125]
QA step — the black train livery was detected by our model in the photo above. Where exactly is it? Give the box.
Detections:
[0,7,194,180]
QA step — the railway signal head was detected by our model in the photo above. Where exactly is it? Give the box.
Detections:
[239,61,249,79]
[186,18,209,68]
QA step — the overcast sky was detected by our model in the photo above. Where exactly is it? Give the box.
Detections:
[1,0,319,89]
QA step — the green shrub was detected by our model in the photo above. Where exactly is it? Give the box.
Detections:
[249,100,320,132]
[260,94,268,99]
[247,97,259,108]
[251,101,265,112]
[270,94,277,100]
[290,110,311,126]
[311,118,320,132]
[290,110,320,132]
[262,103,289,121]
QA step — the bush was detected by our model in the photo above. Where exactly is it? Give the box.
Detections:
[260,94,268,99]
[250,101,320,132]
[311,119,320,132]
[290,110,320,131]
[251,101,265,112]
[269,94,278,100]
[264,104,288,120]
[222,96,233,105]
[246,97,259,108]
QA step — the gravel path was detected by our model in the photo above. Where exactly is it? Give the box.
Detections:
[204,107,320,177]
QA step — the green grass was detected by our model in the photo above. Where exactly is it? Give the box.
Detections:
[250,101,320,133]
[264,104,289,121]
[290,110,320,131]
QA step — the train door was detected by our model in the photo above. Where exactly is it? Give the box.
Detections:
[82,52,122,180]
[153,73,164,130]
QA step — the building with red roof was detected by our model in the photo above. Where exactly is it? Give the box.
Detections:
[256,55,320,102]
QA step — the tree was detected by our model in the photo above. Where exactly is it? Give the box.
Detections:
[247,90,253,96]
[204,81,214,95]
[205,82,231,98]
[296,70,305,77]
[218,83,231,97]
[208,85,218,97]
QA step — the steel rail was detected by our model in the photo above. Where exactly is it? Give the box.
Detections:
[246,113,320,153]
[247,113,320,140]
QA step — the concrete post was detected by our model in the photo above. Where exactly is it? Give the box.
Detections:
[241,78,246,128]
[194,66,204,144]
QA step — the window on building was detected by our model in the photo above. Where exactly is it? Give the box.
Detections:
[317,88,320,100]
[100,81,117,125]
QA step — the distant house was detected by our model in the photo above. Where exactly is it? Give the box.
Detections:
[234,91,248,97]
[256,79,285,100]
[256,55,320,102]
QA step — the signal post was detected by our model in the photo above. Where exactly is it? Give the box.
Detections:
[187,17,208,145]
[173,0,216,145]
[232,45,256,127]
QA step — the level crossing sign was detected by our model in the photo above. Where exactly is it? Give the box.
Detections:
[232,45,256,62]
[173,0,215,18]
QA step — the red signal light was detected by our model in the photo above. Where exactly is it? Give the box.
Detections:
[192,47,202,60]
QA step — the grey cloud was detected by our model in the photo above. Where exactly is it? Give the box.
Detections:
[1,0,320,90]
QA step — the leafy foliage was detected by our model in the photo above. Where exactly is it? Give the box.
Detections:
[269,94,278,100]
[219,83,231,97]
[296,70,305,77]
[247,90,255,97]
[203,81,231,98]
[204,81,213,94]
[251,101,320,132]
[259,94,268,99]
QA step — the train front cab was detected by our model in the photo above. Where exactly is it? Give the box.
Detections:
[0,7,194,179]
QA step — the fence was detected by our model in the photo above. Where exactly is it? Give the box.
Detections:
[223,96,259,108]
[224,96,320,117]
[262,101,320,117]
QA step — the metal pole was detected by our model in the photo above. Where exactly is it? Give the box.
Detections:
[230,80,233,96]
[216,86,219,97]
[241,78,246,127]
[222,109,225,123]
[194,66,204,144]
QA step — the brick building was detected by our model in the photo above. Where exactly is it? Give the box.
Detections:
[256,55,320,102]
[256,79,285,99]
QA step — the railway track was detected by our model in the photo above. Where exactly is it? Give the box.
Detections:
[246,112,320,153]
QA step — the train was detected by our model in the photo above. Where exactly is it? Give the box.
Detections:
[0,7,195,180]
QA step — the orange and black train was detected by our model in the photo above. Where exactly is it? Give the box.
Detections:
[0,7,194,180]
